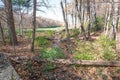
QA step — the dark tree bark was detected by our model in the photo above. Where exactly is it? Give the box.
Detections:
[0,21,6,45]
[87,0,91,40]
[93,0,99,32]
[31,0,37,52]
[111,0,116,39]
[4,0,18,45]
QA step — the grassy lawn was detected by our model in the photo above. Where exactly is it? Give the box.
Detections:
[23,28,59,32]
[15,27,64,34]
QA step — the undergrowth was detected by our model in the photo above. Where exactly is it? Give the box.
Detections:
[40,47,65,72]
[74,41,95,60]
[40,47,65,60]
[70,29,80,37]
[41,63,56,72]
[35,36,49,47]
[98,35,116,60]
[74,35,116,60]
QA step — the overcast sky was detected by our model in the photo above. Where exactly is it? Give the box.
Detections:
[0,0,64,21]
[36,0,63,21]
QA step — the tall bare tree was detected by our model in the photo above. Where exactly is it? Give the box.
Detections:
[0,20,6,45]
[4,0,18,45]
[61,0,70,41]
[87,0,91,40]
[31,0,37,52]
[93,0,99,32]
[111,0,116,39]
[104,2,111,35]
[77,0,87,40]
[116,4,120,31]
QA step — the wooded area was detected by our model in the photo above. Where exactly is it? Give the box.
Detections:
[0,0,120,80]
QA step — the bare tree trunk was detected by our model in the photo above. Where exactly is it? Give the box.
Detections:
[116,4,120,31]
[80,22,86,40]
[104,6,108,33]
[18,3,24,36]
[0,21,6,45]
[93,0,99,32]
[74,0,78,29]
[31,0,37,52]
[74,12,77,29]
[87,0,91,40]
[61,0,70,41]
[4,0,18,45]
[78,0,86,40]
[65,0,70,41]
[61,0,72,53]
[18,3,21,35]
[110,0,116,39]
[20,13,24,35]
[105,7,111,35]
[71,9,74,27]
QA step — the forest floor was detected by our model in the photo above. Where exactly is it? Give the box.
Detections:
[0,31,120,80]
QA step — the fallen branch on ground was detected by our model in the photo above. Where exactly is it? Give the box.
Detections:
[34,59,120,67]
[10,56,120,67]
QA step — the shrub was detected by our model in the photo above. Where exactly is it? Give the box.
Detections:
[108,38,116,47]
[25,62,35,74]
[25,31,32,38]
[74,53,94,60]
[74,35,116,60]
[41,63,56,72]
[102,74,108,80]
[98,68,103,75]
[98,35,116,47]
[84,21,88,29]
[98,35,107,47]
[40,47,65,72]
[47,30,55,36]
[40,47,65,60]
[35,36,49,46]
[92,16,104,31]
[116,68,120,73]
[74,42,95,60]
[102,47,115,60]
[98,35,116,60]
[71,29,80,36]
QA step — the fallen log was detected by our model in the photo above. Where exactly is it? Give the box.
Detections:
[10,56,120,67]
[38,59,120,67]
